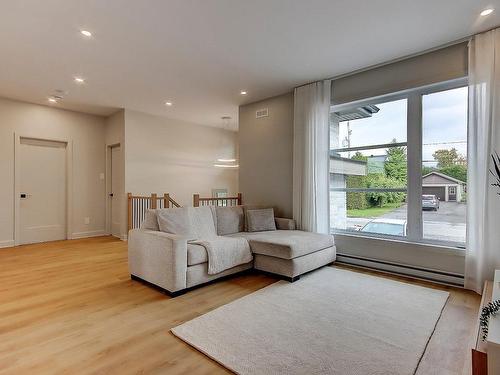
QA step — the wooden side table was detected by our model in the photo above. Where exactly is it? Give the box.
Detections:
[473,272,500,375]
[472,280,492,375]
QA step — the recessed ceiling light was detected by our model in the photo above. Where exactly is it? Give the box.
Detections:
[74,77,85,84]
[80,30,92,37]
[48,97,58,103]
[240,90,247,95]
[165,101,173,106]
[480,8,494,16]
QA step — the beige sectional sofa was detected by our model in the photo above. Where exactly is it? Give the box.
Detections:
[128,205,336,296]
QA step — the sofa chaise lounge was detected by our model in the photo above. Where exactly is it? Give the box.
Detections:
[128,205,336,296]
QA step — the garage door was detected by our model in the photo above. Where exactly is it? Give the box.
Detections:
[422,186,445,201]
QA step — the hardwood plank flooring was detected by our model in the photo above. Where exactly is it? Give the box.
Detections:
[0,236,480,374]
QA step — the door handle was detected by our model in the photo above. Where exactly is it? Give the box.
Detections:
[109,193,114,197]
[20,193,28,199]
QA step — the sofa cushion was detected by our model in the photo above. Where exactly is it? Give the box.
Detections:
[157,207,195,239]
[228,230,334,259]
[242,205,273,231]
[187,243,208,266]
[188,206,217,239]
[246,208,276,232]
[215,206,244,235]
[274,217,296,230]
[141,209,159,231]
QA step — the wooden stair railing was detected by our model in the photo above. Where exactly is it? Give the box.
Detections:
[127,193,181,231]
[193,193,242,207]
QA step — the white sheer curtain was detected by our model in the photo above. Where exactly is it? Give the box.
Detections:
[465,28,500,294]
[293,80,331,233]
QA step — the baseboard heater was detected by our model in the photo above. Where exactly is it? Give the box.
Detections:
[336,253,464,287]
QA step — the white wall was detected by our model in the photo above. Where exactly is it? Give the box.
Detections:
[124,109,238,207]
[238,93,294,217]
[0,97,106,247]
[105,110,125,147]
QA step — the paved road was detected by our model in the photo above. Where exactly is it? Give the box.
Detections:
[345,202,466,244]
[380,202,466,224]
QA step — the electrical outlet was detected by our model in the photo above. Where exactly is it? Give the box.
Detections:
[84,217,90,225]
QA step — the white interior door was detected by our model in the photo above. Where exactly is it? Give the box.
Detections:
[110,145,122,238]
[19,138,67,244]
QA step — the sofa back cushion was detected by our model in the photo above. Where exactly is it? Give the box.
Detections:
[157,207,195,239]
[156,206,217,240]
[246,208,277,232]
[156,207,196,240]
[242,204,273,231]
[141,209,159,231]
[215,206,244,235]
[188,206,217,239]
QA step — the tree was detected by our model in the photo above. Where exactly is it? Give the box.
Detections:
[351,151,367,162]
[432,148,466,168]
[422,166,436,176]
[366,174,406,207]
[384,139,407,182]
[439,165,467,182]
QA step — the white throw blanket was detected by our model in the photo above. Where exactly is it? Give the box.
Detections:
[191,236,253,275]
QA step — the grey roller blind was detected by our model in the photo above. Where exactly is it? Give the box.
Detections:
[332,42,468,105]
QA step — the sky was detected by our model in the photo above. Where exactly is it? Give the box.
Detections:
[334,86,468,166]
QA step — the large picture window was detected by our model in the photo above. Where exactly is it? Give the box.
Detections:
[329,82,468,247]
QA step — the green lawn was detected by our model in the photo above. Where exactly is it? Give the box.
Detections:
[347,202,402,218]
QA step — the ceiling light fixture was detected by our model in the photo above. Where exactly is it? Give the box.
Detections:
[165,101,173,106]
[48,97,58,103]
[217,158,237,163]
[74,77,85,84]
[80,29,92,37]
[214,116,239,168]
[480,8,494,16]
[214,164,239,168]
[240,90,247,95]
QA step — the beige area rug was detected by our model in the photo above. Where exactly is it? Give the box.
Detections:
[171,267,449,375]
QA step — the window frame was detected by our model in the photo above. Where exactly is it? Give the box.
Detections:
[329,77,468,249]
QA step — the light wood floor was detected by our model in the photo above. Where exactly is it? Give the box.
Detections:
[0,236,480,375]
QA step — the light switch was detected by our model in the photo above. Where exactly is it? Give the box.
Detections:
[99,173,105,180]
[84,217,90,225]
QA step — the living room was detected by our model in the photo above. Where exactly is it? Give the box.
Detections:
[1,1,500,374]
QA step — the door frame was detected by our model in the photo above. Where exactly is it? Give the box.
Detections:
[105,143,121,237]
[14,133,74,246]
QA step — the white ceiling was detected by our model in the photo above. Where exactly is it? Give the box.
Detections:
[0,0,499,130]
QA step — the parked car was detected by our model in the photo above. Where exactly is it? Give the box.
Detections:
[422,194,439,211]
[360,218,407,236]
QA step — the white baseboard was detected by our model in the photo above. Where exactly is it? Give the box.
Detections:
[0,240,15,249]
[71,230,107,239]
[108,233,127,241]
[336,254,464,287]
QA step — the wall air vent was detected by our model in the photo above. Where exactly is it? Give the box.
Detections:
[256,108,269,119]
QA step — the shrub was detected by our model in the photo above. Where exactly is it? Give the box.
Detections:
[346,191,368,210]
[346,175,368,210]
[366,174,406,207]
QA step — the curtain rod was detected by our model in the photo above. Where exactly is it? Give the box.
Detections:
[294,25,500,90]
